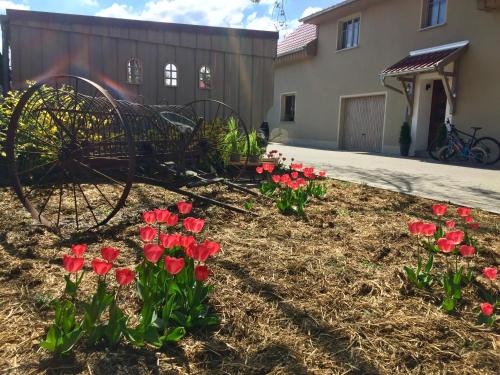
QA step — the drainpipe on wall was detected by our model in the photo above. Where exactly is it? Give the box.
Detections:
[0,15,11,96]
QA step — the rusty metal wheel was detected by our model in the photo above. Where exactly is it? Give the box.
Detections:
[177,99,250,179]
[6,75,136,236]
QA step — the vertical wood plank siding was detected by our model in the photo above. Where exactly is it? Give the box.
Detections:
[7,14,276,129]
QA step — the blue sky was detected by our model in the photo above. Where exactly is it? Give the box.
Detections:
[0,0,342,36]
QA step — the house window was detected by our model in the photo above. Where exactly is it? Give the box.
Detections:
[422,0,447,28]
[199,66,211,89]
[338,17,360,50]
[281,94,295,122]
[165,63,177,87]
[127,58,142,84]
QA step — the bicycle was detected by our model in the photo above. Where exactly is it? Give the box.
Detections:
[428,120,500,165]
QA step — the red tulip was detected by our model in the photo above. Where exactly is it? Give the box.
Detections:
[143,244,164,263]
[194,265,210,282]
[420,223,436,237]
[463,215,473,223]
[179,235,195,249]
[142,211,156,224]
[408,221,423,235]
[459,245,475,257]
[256,166,263,174]
[290,163,303,170]
[480,302,494,317]
[291,171,299,179]
[71,244,87,257]
[319,171,326,177]
[456,207,471,217]
[262,163,275,173]
[468,223,480,230]
[303,167,314,175]
[164,213,178,227]
[187,243,211,262]
[63,254,84,273]
[183,217,205,233]
[160,233,182,248]
[445,230,464,245]
[288,181,299,190]
[432,204,447,216]
[271,175,281,183]
[115,268,135,286]
[177,201,193,215]
[92,258,112,275]
[164,256,185,275]
[154,209,171,222]
[280,174,291,183]
[436,238,455,253]
[445,220,455,229]
[483,267,497,280]
[140,226,157,242]
[297,178,306,186]
[203,240,221,256]
[100,247,120,263]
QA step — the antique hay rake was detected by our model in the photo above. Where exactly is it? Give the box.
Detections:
[6,75,257,235]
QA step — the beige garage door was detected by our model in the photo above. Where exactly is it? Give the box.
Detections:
[341,95,385,153]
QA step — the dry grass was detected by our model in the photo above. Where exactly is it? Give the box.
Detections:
[0,179,499,374]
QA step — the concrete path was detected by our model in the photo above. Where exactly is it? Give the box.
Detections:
[269,143,500,214]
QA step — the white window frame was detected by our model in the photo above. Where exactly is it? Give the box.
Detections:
[199,65,212,90]
[337,15,361,51]
[421,0,447,29]
[280,92,296,122]
[127,58,142,85]
[165,63,178,87]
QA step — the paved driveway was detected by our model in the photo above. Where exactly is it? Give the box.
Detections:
[269,143,500,214]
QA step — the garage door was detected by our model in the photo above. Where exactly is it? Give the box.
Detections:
[341,95,385,152]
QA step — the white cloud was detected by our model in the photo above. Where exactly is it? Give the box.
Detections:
[82,0,99,6]
[0,0,30,12]
[96,3,143,20]
[96,1,260,28]
[301,6,322,19]
[246,14,277,32]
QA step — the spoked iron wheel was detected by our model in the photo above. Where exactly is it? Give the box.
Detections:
[6,75,135,236]
[179,99,250,179]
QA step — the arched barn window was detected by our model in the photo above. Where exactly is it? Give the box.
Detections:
[127,58,142,84]
[165,63,178,87]
[199,65,211,89]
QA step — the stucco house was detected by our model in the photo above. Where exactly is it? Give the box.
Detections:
[267,0,500,156]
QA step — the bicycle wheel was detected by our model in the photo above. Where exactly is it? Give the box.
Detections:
[472,137,500,165]
[428,138,455,161]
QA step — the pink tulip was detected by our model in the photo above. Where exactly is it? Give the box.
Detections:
[143,244,164,263]
[445,230,464,245]
[459,245,474,257]
[164,256,185,275]
[436,238,455,253]
[480,303,494,317]
[432,204,448,216]
[483,267,497,281]
[140,226,157,242]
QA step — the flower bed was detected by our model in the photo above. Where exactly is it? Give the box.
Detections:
[0,181,498,374]
[41,201,221,353]
[256,153,327,216]
[404,205,497,325]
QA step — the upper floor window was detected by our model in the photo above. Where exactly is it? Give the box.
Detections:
[338,17,360,50]
[127,58,142,84]
[165,63,178,87]
[422,0,447,28]
[199,66,211,89]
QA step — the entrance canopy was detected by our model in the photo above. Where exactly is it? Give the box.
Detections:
[381,41,469,115]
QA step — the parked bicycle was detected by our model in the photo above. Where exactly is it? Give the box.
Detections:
[428,120,500,165]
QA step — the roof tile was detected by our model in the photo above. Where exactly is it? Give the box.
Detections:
[277,23,317,56]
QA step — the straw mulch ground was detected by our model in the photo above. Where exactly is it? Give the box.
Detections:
[0,179,498,374]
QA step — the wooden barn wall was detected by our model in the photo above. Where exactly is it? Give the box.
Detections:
[8,19,277,129]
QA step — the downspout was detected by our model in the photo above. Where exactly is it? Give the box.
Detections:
[0,15,11,95]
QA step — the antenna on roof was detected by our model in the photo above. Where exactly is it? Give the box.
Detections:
[251,0,288,31]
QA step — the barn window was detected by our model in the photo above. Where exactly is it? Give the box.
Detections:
[165,63,178,87]
[127,58,142,84]
[199,66,211,89]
